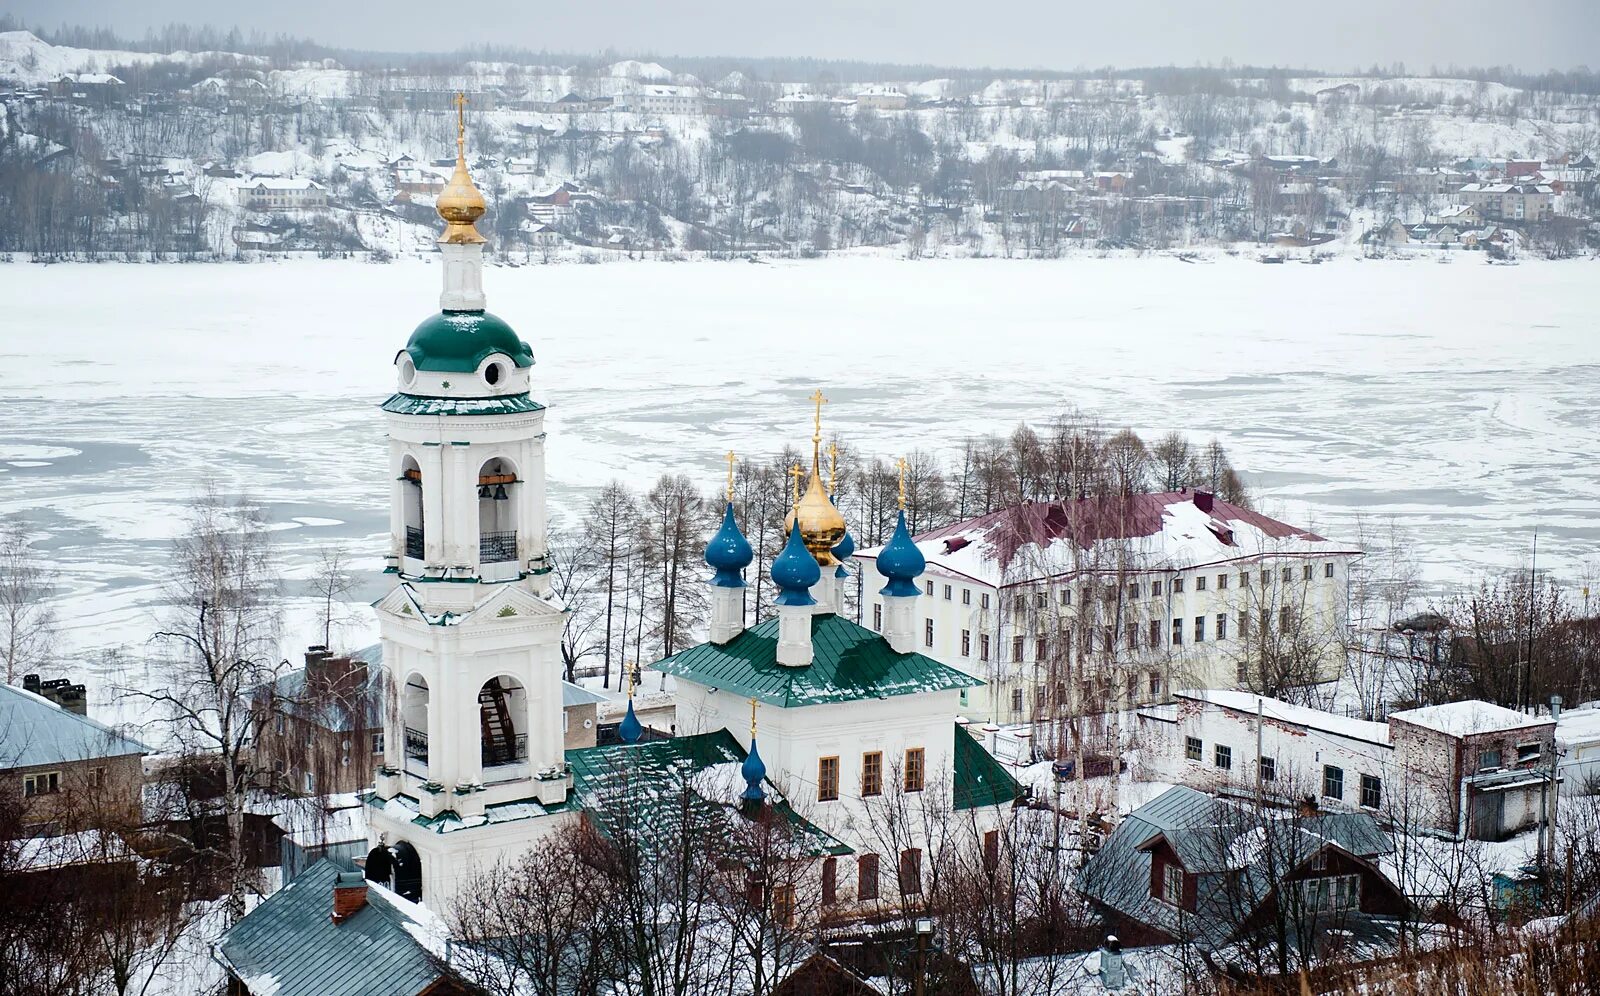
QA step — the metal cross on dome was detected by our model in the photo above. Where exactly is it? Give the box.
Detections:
[788,462,803,510]
[827,442,838,495]
[454,92,468,155]
[896,456,909,510]
[809,389,827,441]
[725,450,737,498]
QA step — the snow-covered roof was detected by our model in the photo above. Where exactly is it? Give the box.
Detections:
[0,682,147,769]
[1556,707,1600,747]
[1389,700,1550,738]
[1176,689,1392,746]
[55,72,123,85]
[858,491,1354,589]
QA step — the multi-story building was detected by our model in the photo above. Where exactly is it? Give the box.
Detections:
[623,84,703,116]
[856,490,1360,725]
[1455,182,1555,222]
[237,177,328,211]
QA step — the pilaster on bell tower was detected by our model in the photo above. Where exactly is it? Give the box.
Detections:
[368,95,570,909]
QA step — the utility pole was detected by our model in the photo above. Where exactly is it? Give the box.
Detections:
[1524,530,1539,712]
[1255,696,1265,806]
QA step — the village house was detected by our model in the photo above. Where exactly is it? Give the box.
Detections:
[0,678,148,834]
[187,74,269,108]
[1077,786,1406,955]
[49,72,125,104]
[394,166,448,197]
[1388,701,1556,841]
[236,176,329,211]
[856,491,1359,724]
[855,85,909,110]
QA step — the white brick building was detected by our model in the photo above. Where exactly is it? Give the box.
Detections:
[856,491,1360,725]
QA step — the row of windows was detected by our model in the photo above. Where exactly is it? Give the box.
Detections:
[22,766,108,798]
[1183,737,1382,808]
[820,832,1004,908]
[920,562,1339,614]
[1009,672,1165,712]
[817,748,925,801]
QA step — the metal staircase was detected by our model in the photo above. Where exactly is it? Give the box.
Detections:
[479,678,520,766]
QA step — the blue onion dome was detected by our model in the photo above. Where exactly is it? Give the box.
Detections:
[618,698,643,744]
[771,518,820,606]
[741,738,767,803]
[877,509,926,597]
[704,502,753,587]
[832,527,855,580]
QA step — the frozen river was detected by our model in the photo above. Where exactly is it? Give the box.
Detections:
[1,254,1597,692]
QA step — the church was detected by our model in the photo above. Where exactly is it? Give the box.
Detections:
[217,105,1020,994]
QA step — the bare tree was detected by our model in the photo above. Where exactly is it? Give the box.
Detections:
[131,489,282,923]
[583,481,639,689]
[306,544,360,651]
[0,516,56,684]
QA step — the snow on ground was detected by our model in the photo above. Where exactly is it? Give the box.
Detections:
[0,254,1595,732]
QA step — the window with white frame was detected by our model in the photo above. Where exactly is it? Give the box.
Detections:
[24,771,60,796]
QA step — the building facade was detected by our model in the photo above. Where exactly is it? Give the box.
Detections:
[857,491,1360,725]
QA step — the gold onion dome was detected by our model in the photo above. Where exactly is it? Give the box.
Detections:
[793,465,846,566]
[437,94,486,244]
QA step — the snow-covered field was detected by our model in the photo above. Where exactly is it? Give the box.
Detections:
[0,254,1596,717]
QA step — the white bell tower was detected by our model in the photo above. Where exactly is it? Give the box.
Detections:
[367,102,569,909]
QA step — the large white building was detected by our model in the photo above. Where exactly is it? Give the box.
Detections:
[857,491,1361,725]
[623,84,703,116]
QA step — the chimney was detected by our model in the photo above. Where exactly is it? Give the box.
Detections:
[1551,695,1563,723]
[1099,935,1126,990]
[1193,490,1214,513]
[331,870,368,923]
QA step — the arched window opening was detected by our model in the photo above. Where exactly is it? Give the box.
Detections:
[477,457,519,571]
[479,675,529,772]
[402,674,429,776]
[401,456,424,561]
[390,841,422,903]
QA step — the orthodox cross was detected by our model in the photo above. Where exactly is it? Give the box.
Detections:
[454,92,468,157]
[827,442,839,495]
[725,450,737,499]
[625,660,634,698]
[788,462,803,510]
[750,697,758,738]
[809,389,828,442]
[896,456,909,510]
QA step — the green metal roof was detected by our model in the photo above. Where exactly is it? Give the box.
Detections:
[217,859,447,996]
[653,614,981,708]
[952,723,1024,811]
[402,310,533,372]
[380,392,545,416]
[567,730,850,857]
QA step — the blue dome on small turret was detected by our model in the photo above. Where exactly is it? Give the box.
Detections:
[705,502,753,588]
[877,510,925,597]
[741,738,767,803]
[832,526,855,580]
[771,519,820,606]
[618,698,642,744]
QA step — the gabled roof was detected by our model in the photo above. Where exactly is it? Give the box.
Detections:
[953,724,1023,810]
[218,860,451,996]
[1077,786,1395,949]
[0,682,147,769]
[566,730,850,857]
[653,613,979,708]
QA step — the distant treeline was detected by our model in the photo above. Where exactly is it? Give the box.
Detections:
[5,15,1599,94]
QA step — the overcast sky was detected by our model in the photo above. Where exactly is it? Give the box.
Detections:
[13,0,1598,73]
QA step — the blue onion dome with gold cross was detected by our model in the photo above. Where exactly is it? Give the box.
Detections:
[771,516,820,606]
[877,509,925,597]
[741,737,767,803]
[705,502,753,587]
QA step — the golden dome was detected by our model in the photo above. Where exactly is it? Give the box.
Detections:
[792,463,846,566]
[437,94,486,245]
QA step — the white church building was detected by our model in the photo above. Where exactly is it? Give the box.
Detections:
[248,111,1028,920]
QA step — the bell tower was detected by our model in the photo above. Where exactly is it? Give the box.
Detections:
[367,97,569,908]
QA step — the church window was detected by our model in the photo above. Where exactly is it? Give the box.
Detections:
[983,830,1000,873]
[924,619,934,647]
[925,580,933,596]
[818,757,839,801]
[942,584,951,600]
[861,752,883,796]
[858,854,880,900]
[961,630,971,657]
[483,361,504,386]
[904,748,925,792]
[821,857,838,905]
[980,635,991,661]
[872,603,881,631]
[899,849,923,896]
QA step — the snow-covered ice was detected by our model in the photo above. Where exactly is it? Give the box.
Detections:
[0,254,1595,691]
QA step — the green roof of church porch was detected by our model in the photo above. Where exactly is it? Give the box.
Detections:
[653,614,980,708]
[952,723,1024,811]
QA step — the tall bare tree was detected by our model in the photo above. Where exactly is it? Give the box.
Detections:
[0,516,56,684]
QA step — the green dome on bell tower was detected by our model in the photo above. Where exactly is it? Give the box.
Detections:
[402,311,534,373]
